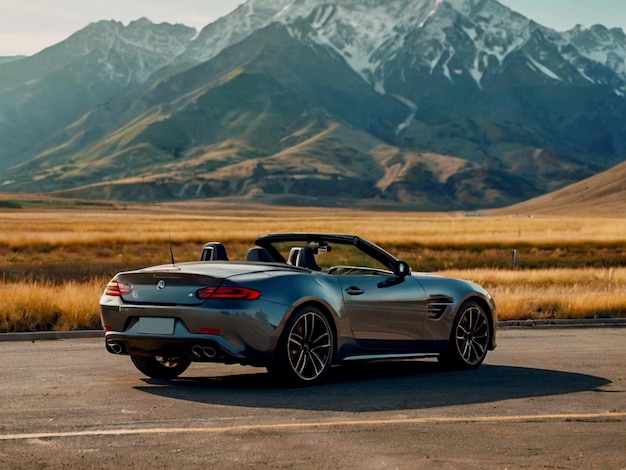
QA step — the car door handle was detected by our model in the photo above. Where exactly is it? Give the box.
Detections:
[345,286,365,296]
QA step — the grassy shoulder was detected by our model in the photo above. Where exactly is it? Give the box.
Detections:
[3,266,625,333]
[2,204,626,331]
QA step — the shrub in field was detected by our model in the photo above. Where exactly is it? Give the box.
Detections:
[0,282,59,332]
[0,280,104,332]
[49,280,104,330]
[440,268,626,320]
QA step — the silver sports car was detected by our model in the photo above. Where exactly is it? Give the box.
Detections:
[100,233,497,385]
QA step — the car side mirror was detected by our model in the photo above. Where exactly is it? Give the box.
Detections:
[393,260,411,277]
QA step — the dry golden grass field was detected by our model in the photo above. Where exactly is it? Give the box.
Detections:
[2,196,626,332]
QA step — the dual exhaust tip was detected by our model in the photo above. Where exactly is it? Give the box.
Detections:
[107,342,218,359]
[191,345,217,359]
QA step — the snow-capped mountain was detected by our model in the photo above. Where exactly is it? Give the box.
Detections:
[566,24,626,87]
[0,18,196,90]
[274,0,533,92]
[1,0,625,210]
[58,18,196,83]
[173,0,295,68]
[263,0,626,95]
[0,19,197,172]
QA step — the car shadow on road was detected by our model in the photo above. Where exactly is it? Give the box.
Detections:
[134,360,611,412]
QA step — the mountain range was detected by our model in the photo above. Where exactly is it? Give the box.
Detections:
[0,0,625,210]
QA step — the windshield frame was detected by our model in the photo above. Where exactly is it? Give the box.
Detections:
[254,233,404,273]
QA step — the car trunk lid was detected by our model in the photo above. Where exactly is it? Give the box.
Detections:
[116,271,222,306]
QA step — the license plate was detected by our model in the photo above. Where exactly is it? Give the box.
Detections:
[137,317,175,335]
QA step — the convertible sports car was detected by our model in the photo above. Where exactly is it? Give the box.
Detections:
[100,233,497,385]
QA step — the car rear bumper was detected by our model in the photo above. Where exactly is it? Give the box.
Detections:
[100,297,291,362]
[103,314,275,367]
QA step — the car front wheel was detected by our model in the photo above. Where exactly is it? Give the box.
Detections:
[439,301,491,369]
[130,355,191,379]
[269,306,334,386]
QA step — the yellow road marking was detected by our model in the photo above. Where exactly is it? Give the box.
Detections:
[1,412,624,441]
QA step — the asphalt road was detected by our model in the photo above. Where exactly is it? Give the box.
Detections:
[1,328,625,469]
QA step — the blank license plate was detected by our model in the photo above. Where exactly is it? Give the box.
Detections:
[137,317,175,335]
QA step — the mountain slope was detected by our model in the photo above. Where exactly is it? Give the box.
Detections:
[497,160,626,217]
[0,0,625,210]
[5,25,419,204]
[0,19,196,172]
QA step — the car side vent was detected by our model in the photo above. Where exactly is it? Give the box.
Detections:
[427,295,454,319]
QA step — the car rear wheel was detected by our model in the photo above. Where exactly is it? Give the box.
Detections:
[439,301,491,370]
[130,354,191,379]
[268,306,334,386]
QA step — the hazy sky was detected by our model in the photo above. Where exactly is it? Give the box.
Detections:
[1,0,625,56]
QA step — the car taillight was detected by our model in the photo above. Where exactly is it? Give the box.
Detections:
[196,286,262,300]
[104,279,133,297]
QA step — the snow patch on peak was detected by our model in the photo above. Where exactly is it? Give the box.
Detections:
[274,0,447,90]
[273,1,297,19]
[420,0,443,28]
[566,24,626,80]
[525,54,563,81]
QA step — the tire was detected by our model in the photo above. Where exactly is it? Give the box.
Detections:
[439,301,491,370]
[268,306,334,386]
[130,355,191,379]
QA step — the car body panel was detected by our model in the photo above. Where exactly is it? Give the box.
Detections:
[100,232,497,381]
[337,274,427,345]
